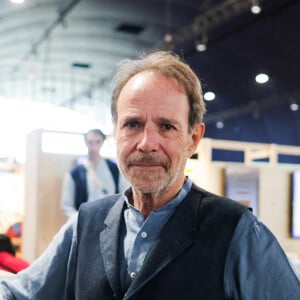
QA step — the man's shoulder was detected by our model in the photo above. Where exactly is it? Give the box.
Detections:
[105,158,119,171]
[186,183,250,242]
[70,164,86,174]
[104,158,117,165]
[79,193,122,215]
[190,183,250,214]
[77,194,124,232]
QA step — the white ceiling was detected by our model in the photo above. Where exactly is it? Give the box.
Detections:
[0,0,202,110]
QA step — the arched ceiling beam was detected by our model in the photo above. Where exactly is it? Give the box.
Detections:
[12,0,82,73]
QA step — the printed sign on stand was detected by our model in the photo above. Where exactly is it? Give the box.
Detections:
[225,165,259,216]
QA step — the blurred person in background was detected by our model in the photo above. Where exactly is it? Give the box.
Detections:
[60,128,128,218]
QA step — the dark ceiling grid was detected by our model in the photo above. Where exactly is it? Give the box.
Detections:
[157,0,257,52]
[0,0,82,105]
[173,0,300,148]
[12,0,82,73]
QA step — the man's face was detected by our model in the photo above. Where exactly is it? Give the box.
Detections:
[115,71,204,196]
[85,132,103,157]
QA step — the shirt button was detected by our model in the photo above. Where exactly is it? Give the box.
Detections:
[141,231,147,238]
[130,272,137,279]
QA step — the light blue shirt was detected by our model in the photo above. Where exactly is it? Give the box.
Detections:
[121,180,190,289]
[1,179,300,299]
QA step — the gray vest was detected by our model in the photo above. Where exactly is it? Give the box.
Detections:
[69,185,248,299]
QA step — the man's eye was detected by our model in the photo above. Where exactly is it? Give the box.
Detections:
[125,121,139,128]
[162,124,175,130]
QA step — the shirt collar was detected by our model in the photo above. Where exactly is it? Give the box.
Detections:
[123,177,192,212]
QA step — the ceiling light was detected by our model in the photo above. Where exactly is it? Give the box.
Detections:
[195,32,208,52]
[164,33,173,43]
[204,91,215,101]
[216,121,224,129]
[10,0,24,3]
[290,103,299,111]
[251,0,261,14]
[196,42,207,52]
[255,73,269,84]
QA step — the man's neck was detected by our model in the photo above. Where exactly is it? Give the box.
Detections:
[131,184,183,218]
[88,154,101,165]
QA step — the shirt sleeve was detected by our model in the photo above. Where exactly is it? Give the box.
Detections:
[61,172,77,218]
[224,210,300,299]
[0,215,78,300]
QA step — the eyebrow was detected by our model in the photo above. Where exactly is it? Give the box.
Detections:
[155,117,181,126]
[86,139,102,142]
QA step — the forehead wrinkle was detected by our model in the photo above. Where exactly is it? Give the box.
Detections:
[154,116,180,125]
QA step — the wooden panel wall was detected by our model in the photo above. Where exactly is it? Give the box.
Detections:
[22,129,76,262]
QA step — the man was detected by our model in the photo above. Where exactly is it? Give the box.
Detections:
[1,51,299,299]
[61,128,128,218]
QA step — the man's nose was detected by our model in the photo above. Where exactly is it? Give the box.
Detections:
[137,126,159,152]
[87,141,101,146]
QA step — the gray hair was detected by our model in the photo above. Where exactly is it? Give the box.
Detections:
[111,50,206,130]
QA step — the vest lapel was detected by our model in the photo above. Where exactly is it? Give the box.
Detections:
[99,198,125,297]
[125,190,201,298]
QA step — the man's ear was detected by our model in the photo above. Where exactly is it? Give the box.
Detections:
[188,123,205,157]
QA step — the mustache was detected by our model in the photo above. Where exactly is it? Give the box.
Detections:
[126,154,169,167]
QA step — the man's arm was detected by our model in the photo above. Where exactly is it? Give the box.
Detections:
[224,210,300,299]
[0,216,77,299]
